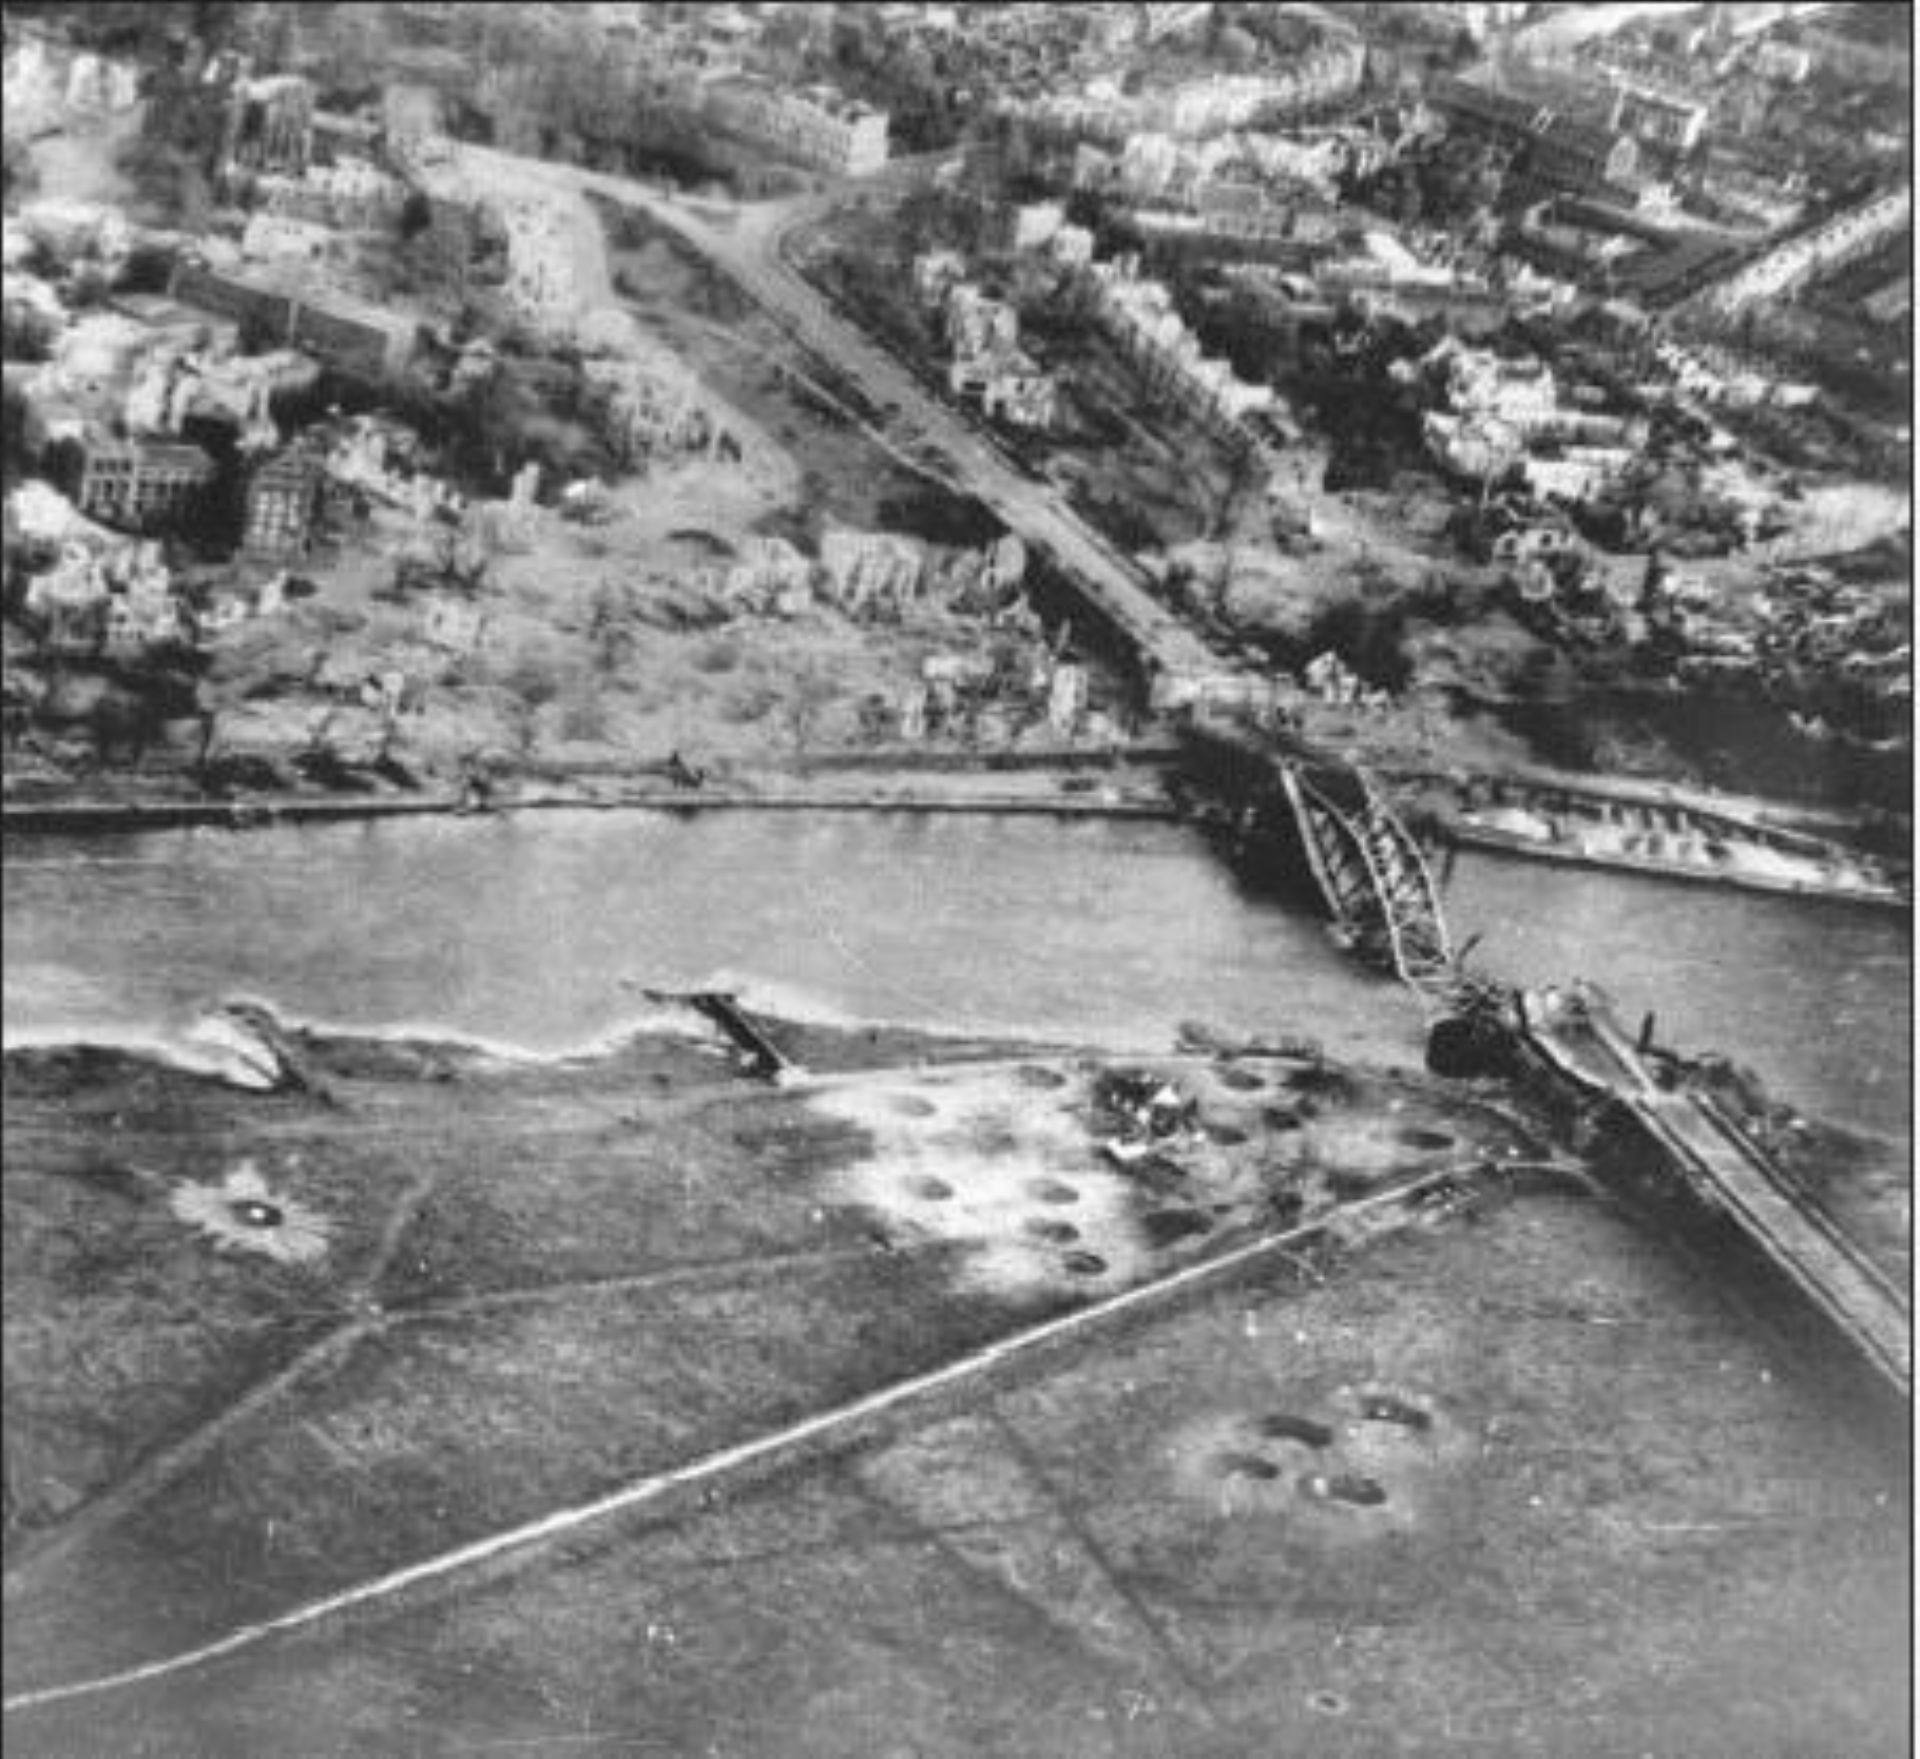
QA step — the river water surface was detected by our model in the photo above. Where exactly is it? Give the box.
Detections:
[2,809,1908,1145]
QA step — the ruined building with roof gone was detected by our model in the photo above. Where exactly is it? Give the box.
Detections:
[65,435,216,534]
[242,451,327,558]
[220,72,317,181]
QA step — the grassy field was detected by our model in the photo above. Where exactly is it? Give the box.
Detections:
[5,1014,1907,1756]
[6,1021,1538,1688]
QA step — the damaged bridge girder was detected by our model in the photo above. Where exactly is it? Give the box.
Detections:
[1281,759,1456,995]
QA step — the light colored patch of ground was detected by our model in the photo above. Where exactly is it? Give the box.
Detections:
[1699,457,1909,559]
[1775,479,1910,557]
[23,105,141,208]
[814,1068,1150,1300]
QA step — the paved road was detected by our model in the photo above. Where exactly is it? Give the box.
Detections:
[1520,986,1911,1400]
[448,142,1237,703]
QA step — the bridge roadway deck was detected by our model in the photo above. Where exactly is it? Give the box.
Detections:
[1519,988,1910,1400]
[442,143,1231,699]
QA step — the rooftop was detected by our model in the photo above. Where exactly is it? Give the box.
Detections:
[81,433,216,470]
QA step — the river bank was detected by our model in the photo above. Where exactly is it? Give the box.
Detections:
[9,726,1904,929]
[0,753,1189,834]
[4,1006,1907,1757]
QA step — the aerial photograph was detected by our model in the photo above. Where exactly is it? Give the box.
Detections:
[0,2,1910,1754]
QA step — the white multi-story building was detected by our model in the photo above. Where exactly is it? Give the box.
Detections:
[240,214,335,264]
[1016,35,1363,143]
[1520,447,1634,501]
[1608,82,1710,154]
[1009,201,1065,251]
[980,360,1058,431]
[1408,2,1528,40]
[1051,225,1097,268]
[703,78,890,176]
[945,283,1021,357]
[1083,255,1276,443]
[1436,342,1561,424]
[912,249,968,307]
[1139,3,1214,43]
[256,157,406,230]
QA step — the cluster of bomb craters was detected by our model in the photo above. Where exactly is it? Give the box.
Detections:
[1171,1383,1474,1537]
[814,1051,1539,1302]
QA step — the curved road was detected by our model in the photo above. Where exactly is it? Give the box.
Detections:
[445,141,1239,705]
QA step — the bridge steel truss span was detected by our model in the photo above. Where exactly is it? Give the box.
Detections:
[1277,757,1457,997]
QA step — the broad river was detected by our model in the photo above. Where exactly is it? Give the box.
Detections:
[2,809,1909,1144]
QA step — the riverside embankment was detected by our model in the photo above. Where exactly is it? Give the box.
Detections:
[0,750,1187,832]
[6,805,1908,1759]
[4,979,1908,1757]
[6,805,1909,1144]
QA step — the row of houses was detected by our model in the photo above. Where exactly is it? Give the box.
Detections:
[1011,34,1365,145]
[1070,127,1369,211]
[250,157,409,232]
[699,523,1030,622]
[1649,337,1820,411]
[1696,185,1911,313]
[2,28,140,135]
[48,426,331,558]
[1416,339,1643,501]
[1081,253,1279,448]
[17,518,307,659]
[167,260,421,380]
[1125,206,1322,269]
[1432,78,1642,203]
[22,537,192,657]
[701,75,891,177]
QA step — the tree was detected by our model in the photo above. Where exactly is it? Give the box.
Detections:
[1,381,36,495]
[782,663,838,754]
[118,141,212,232]
[588,581,637,676]
[2,136,39,206]
[304,4,388,102]
[1218,23,1259,65]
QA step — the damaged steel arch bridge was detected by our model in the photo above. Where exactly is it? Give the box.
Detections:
[1179,715,1470,1001]
[1275,754,1460,996]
